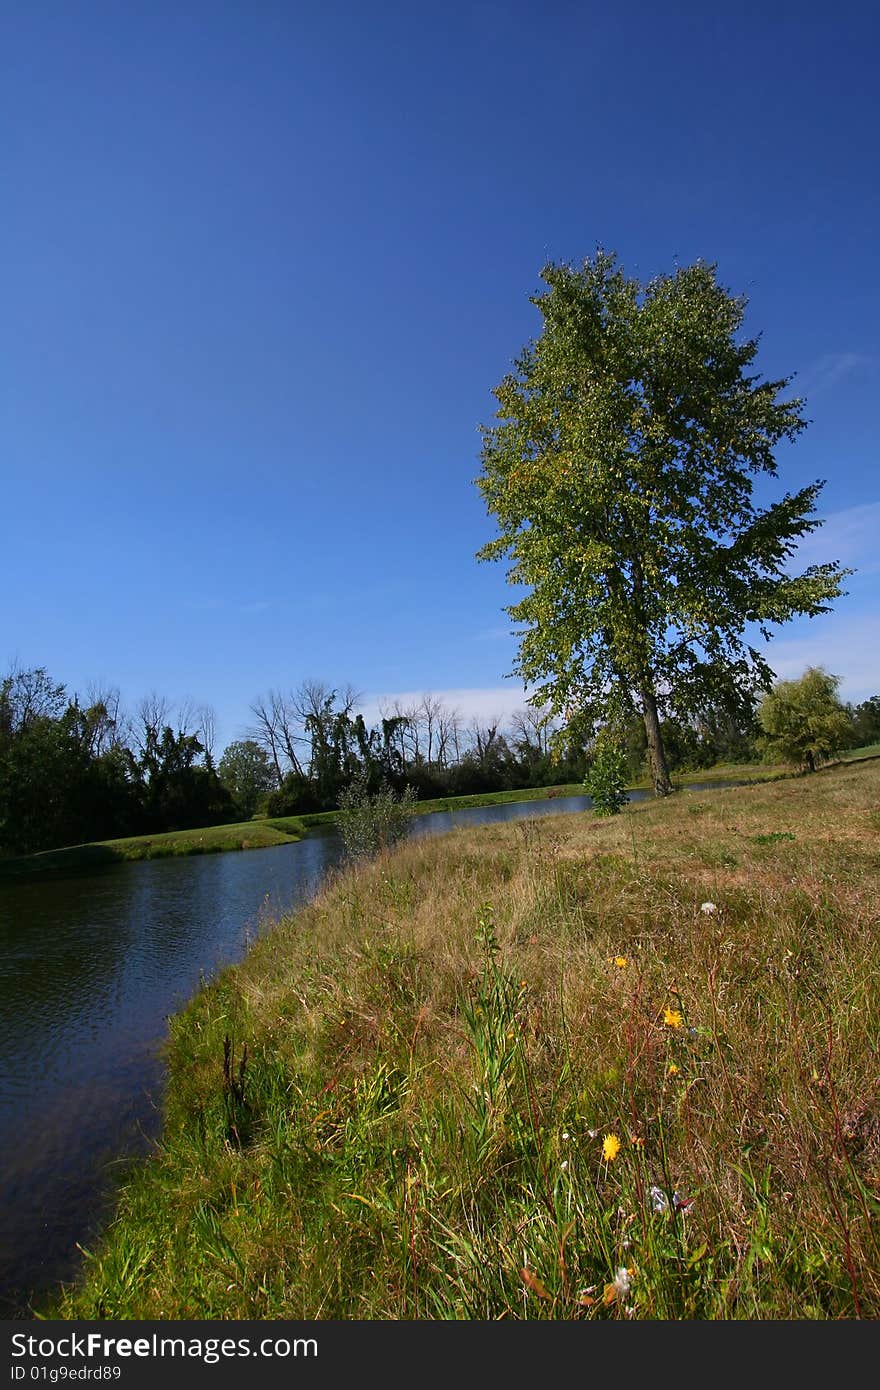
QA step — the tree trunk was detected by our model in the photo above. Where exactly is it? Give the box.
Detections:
[641,687,672,796]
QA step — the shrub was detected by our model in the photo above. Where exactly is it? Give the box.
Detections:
[757,667,855,772]
[336,774,417,859]
[583,735,630,815]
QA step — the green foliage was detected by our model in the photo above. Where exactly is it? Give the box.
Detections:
[476,250,849,798]
[0,666,235,854]
[336,774,417,859]
[583,735,630,815]
[136,723,234,832]
[265,769,322,817]
[0,670,139,853]
[758,667,855,771]
[217,739,276,818]
[847,695,880,748]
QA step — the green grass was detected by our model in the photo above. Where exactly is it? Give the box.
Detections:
[47,758,880,1321]
[0,819,307,879]
[840,742,880,763]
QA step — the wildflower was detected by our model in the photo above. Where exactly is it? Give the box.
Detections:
[561,1131,570,1140]
[663,1007,684,1029]
[603,1266,633,1304]
[613,956,628,968]
[700,901,717,915]
[667,1062,679,1077]
[602,1133,621,1162]
[560,1159,569,1171]
[650,1185,669,1212]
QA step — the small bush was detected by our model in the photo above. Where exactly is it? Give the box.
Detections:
[583,737,630,816]
[337,775,417,859]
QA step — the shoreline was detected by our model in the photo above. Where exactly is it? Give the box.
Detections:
[4,753,869,883]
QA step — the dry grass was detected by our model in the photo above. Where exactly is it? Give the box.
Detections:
[52,760,880,1320]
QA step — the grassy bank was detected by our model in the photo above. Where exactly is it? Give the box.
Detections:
[50,758,880,1320]
[0,771,778,881]
[4,748,877,882]
[0,819,308,880]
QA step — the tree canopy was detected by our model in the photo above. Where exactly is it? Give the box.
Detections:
[758,667,854,771]
[476,250,849,793]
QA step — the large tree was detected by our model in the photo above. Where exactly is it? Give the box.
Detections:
[476,251,849,795]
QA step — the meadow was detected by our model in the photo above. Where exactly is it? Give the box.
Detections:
[49,756,880,1320]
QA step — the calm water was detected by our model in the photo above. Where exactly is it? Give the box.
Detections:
[0,784,731,1314]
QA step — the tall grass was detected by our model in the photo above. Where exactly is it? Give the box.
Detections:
[49,760,880,1319]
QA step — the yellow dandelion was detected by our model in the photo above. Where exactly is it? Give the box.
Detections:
[602,1132,621,1162]
[613,956,628,968]
[663,1007,684,1029]
[667,1062,680,1076]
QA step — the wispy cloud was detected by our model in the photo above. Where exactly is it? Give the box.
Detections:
[793,351,878,400]
[764,613,880,702]
[788,501,880,576]
[361,685,533,726]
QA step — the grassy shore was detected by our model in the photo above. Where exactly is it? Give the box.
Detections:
[3,749,877,883]
[0,819,308,880]
[0,766,787,881]
[50,757,880,1320]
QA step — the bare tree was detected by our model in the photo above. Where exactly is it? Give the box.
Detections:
[248,693,287,784]
[249,689,309,780]
[402,703,423,765]
[510,705,555,759]
[378,698,414,770]
[469,718,501,767]
[134,692,172,757]
[1,664,66,731]
[434,701,461,770]
[196,703,218,765]
[82,682,125,757]
[420,693,443,766]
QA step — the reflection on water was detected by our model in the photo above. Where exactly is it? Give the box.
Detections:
[0,832,343,1315]
[0,781,738,1313]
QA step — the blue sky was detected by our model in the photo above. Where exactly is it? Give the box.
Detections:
[3,1,878,752]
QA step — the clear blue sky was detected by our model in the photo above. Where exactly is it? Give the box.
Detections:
[4,0,878,751]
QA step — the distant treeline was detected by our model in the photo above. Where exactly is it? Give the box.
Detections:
[3,666,879,857]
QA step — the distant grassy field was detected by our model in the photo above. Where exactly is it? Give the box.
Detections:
[50,756,880,1320]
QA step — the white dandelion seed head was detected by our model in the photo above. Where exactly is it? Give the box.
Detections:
[700,901,717,914]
